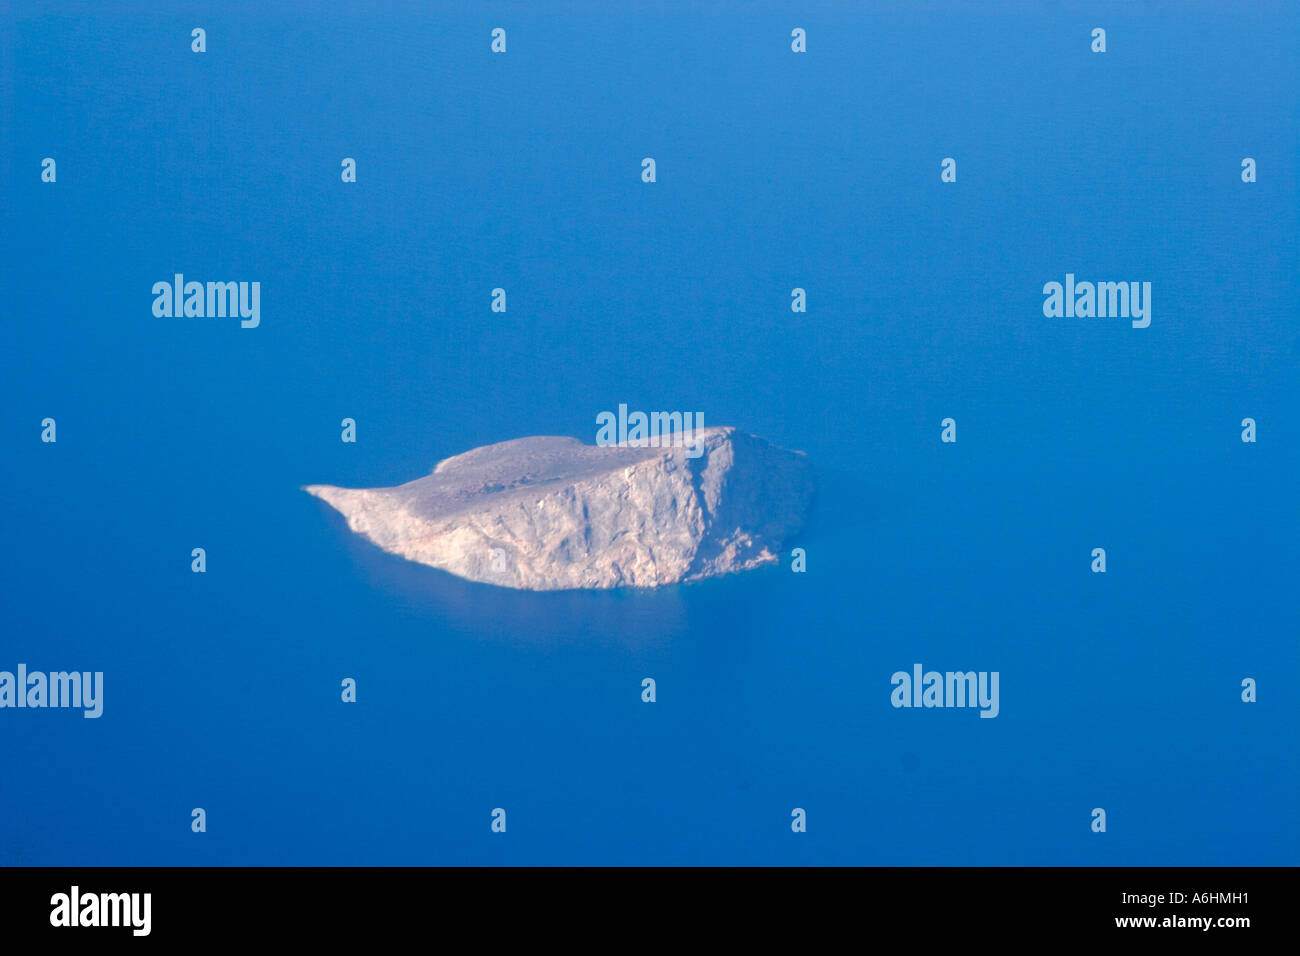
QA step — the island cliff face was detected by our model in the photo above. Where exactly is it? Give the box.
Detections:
[304,427,813,591]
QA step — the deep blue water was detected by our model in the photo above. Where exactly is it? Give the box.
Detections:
[2,1,1297,865]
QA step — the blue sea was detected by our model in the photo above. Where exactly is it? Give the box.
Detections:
[2,1,1296,866]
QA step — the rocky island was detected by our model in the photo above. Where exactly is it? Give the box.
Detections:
[305,427,813,591]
